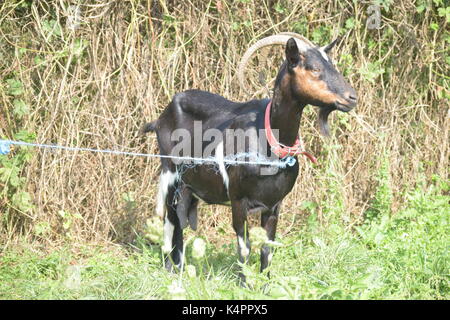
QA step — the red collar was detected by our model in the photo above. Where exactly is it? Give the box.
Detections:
[264,100,317,164]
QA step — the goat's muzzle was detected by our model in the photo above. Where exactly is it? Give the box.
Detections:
[335,90,357,111]
[334,100,356,112]
[320,94,356,136]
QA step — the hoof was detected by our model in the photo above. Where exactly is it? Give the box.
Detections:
[164,257,180,273]
[237,272,247,287]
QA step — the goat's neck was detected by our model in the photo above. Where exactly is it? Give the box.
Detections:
[269,86,305,146]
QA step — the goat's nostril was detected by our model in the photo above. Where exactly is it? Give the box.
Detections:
[347,93,357,102]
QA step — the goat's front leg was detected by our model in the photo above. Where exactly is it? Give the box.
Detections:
[260,205,279,273]
[231,199,250,284]
[163,186,184,272]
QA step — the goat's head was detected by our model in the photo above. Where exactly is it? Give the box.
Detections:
[283,37,357,135]
[238,33,357,136]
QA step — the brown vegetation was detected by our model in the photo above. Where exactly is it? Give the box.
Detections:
[0,0,448,247]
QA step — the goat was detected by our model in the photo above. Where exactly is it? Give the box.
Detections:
[142,33,357,283]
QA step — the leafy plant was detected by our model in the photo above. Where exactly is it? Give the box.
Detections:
[366,152,393,221]
[359,61,385,84]
[58,210,82,236]
[311,26,332,45]
[42,19,62,41]
[437,6,450,23]
[6,79,24,96]
[0,131,36,215]
[12,99,29,118]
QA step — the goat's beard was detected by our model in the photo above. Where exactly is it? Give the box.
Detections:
[318,107,335,136]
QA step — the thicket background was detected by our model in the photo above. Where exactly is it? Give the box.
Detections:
[0,0,448,249]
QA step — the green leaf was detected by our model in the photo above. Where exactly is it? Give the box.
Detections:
[345,18,356,30]
[73,39,88,56]
[34,55,46,67]
[162,14,175,25]
[13,130,35,142]
[42,19,62,39]
[63,220,72,230]
[34,221,51,236]
[13,99,29,118]
[312,26,331,45]
[6,79,24,96]
[58,210,67,218]
[416,4,426,13]
[274,3,286,14]
[121,192,135,203]
[301,200,318,212]
[429,23,439,31]
[359,61,385,83]
[12,191,34,212]
[437,7,450,23]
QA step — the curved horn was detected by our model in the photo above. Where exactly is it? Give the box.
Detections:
[237,33,315,90]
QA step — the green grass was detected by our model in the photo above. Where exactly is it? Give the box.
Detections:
[0,181,448,300]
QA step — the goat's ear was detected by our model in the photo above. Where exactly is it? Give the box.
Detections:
[322,37,341,53]
[286,38,301,68]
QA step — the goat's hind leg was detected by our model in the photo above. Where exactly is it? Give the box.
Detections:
[176,185,198,231]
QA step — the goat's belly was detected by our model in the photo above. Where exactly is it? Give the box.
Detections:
[227,163,299,209]
[181,165,230,205]
[191,189,230,205]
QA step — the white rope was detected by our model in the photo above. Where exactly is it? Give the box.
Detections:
[0,140,293,168]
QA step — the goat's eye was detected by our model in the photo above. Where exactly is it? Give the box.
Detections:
[312,68,321,76]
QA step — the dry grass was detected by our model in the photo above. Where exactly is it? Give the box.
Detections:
[0,0,448,247]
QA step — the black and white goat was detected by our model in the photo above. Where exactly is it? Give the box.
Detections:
[142,33,357,282]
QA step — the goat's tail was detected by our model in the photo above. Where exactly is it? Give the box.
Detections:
[140,120,158,135]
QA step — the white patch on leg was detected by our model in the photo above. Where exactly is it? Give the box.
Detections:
[162,215,175,254]
[268,252,273,263]
[156,170,178,217]
[238,236,249,258]
[177,248,185,269]
[215,141,229,190]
